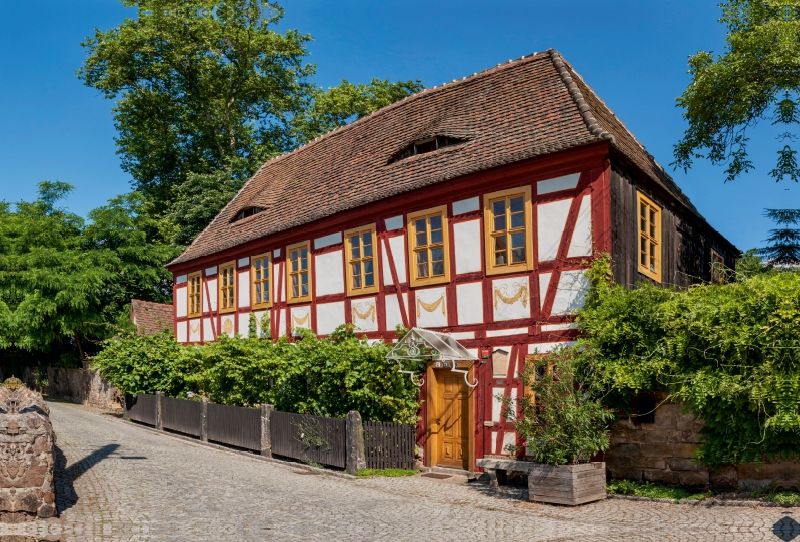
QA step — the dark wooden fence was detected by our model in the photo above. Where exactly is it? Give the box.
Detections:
[270,411,347,468]
[126,393,157,426]
[363,421,416,470]
[207,402,261,450]
[124,394,417,472]
[162,396,203,437]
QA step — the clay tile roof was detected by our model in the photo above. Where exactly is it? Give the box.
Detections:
[130,300,173,336]
[170,49,710,267]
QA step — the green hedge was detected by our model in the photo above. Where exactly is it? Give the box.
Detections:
[92,324,421,424]
[578,255,800,468]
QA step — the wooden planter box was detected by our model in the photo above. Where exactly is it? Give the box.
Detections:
[527,462,606,505]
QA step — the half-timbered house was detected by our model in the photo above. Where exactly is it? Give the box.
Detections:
[166,50,738,473]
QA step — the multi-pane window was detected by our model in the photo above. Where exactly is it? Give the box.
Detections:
[637,192,662,282]
[484,186,532,275]
[219,262,236,313]
[287,241,312,303]
[187,272,202,317]
[710,249,725,285]
[345,225,379,296]
[407,206,450,287]
[251,253,272,308]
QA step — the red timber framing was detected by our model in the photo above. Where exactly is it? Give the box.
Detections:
[169,141,614,470]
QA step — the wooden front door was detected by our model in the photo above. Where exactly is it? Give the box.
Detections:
[436,373,469,469]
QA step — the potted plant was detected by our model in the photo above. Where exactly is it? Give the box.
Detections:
[501,346,613,505]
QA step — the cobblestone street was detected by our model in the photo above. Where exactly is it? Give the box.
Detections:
[0,401,795,541]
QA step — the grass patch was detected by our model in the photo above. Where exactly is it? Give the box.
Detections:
[355,468,418,478]
[607,479,709,503]
[750,486,800,505]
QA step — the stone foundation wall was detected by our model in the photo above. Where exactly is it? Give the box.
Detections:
[46,369,122,411]
[605,400,800,491]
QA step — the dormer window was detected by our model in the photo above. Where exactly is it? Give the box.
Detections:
[389,136,464,164]
[231,206,263,223]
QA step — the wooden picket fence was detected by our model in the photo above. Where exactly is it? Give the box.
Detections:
[363,421,416,470]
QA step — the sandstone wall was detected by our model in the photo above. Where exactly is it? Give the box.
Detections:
[605,400,800,490]
[46,369,122,411]
[0,380,56,521]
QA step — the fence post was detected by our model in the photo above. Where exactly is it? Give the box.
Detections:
[260,404,273,458]
[345,410,366,475]
[123,394,130,421]
[201,397,209,442]
[155,391,163,430]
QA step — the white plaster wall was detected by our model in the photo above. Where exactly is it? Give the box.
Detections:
[502,431,517,455]
[273,262,283,304]
[253,310,267,338]
[415,287,448,328]
[528,341,576,354]
[382,235,407,286]
[452,197,479,215]
[202,317,214,341]
[316,301,345,336]
[567,194,592,258]
[314,232,342,249]
[238,312,251,337]
[538,272,551,309]
[315,250,344,296]
[175,274,187,284]
[290,306,311,330]
[175,287,187,318]
[537,198,571,261]
[492,388,504,422]
[203,278,218,313]
[537,173,580,195]
[351,297,378,332]
[384,293,409,330]
[384,215,403,230]
[278,308,286,336]
[237,269,250,308]
[486,328,527,337]
[176,320,188,343]
[492,276,530,322]
[238,257,250,268]
[456,282,483,325]
[551,270,590,315]
[453,219,481,274]
[189,319,201,342]
[491,432,498,454]
[220,314,236,338]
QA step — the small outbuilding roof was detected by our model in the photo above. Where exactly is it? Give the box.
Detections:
[130,299,173,336]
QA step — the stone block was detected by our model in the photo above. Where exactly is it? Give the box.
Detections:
[668,457,703,472]
[653,404,681,427]
[737,461,800,487]
[602,454,631,467]
[640,429,671,444]
[607,443,640,457]
[676,412,704,431]
[638,443,674,458]
[643,468,681,485]
[666,430,701,445]
[678,470,709,487]
[671,443,700,459]
[630,457,667,470]
[0,378,56,521]
[709,465,738,492]
[607,466,643,481]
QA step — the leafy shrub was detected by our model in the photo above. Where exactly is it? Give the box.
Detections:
[501,346,613,465]
[92,324,421,423]
[579,254,800,468]
[606,479,709,502]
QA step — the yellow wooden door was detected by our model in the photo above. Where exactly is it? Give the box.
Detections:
[437,374,468,469]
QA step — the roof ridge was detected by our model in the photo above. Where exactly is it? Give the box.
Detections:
[550,50,615,144]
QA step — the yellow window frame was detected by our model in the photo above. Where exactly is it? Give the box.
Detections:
[406,205,451,288]
[187,271,202,318]
[286,241,313,304]
[483,186,533,276]
[344,224,380,296]
[251,253,273,309]
[218,261,237,313]
[637,191,662,282]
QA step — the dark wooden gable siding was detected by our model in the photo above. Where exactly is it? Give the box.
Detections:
[610,162,738,289]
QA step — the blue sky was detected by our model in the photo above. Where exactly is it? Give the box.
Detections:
[1,1,796,251]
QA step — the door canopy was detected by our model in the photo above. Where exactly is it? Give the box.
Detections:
[387,327,478,388]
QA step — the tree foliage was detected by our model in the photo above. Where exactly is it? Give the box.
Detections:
[674,0,800,182]
[78,0,423,243]
[92,325,421,424]
[0,183,177,368]
[578,255,800,468]
[760,208,800,265]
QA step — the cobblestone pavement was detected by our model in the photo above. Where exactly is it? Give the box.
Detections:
[0,401,795,541]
